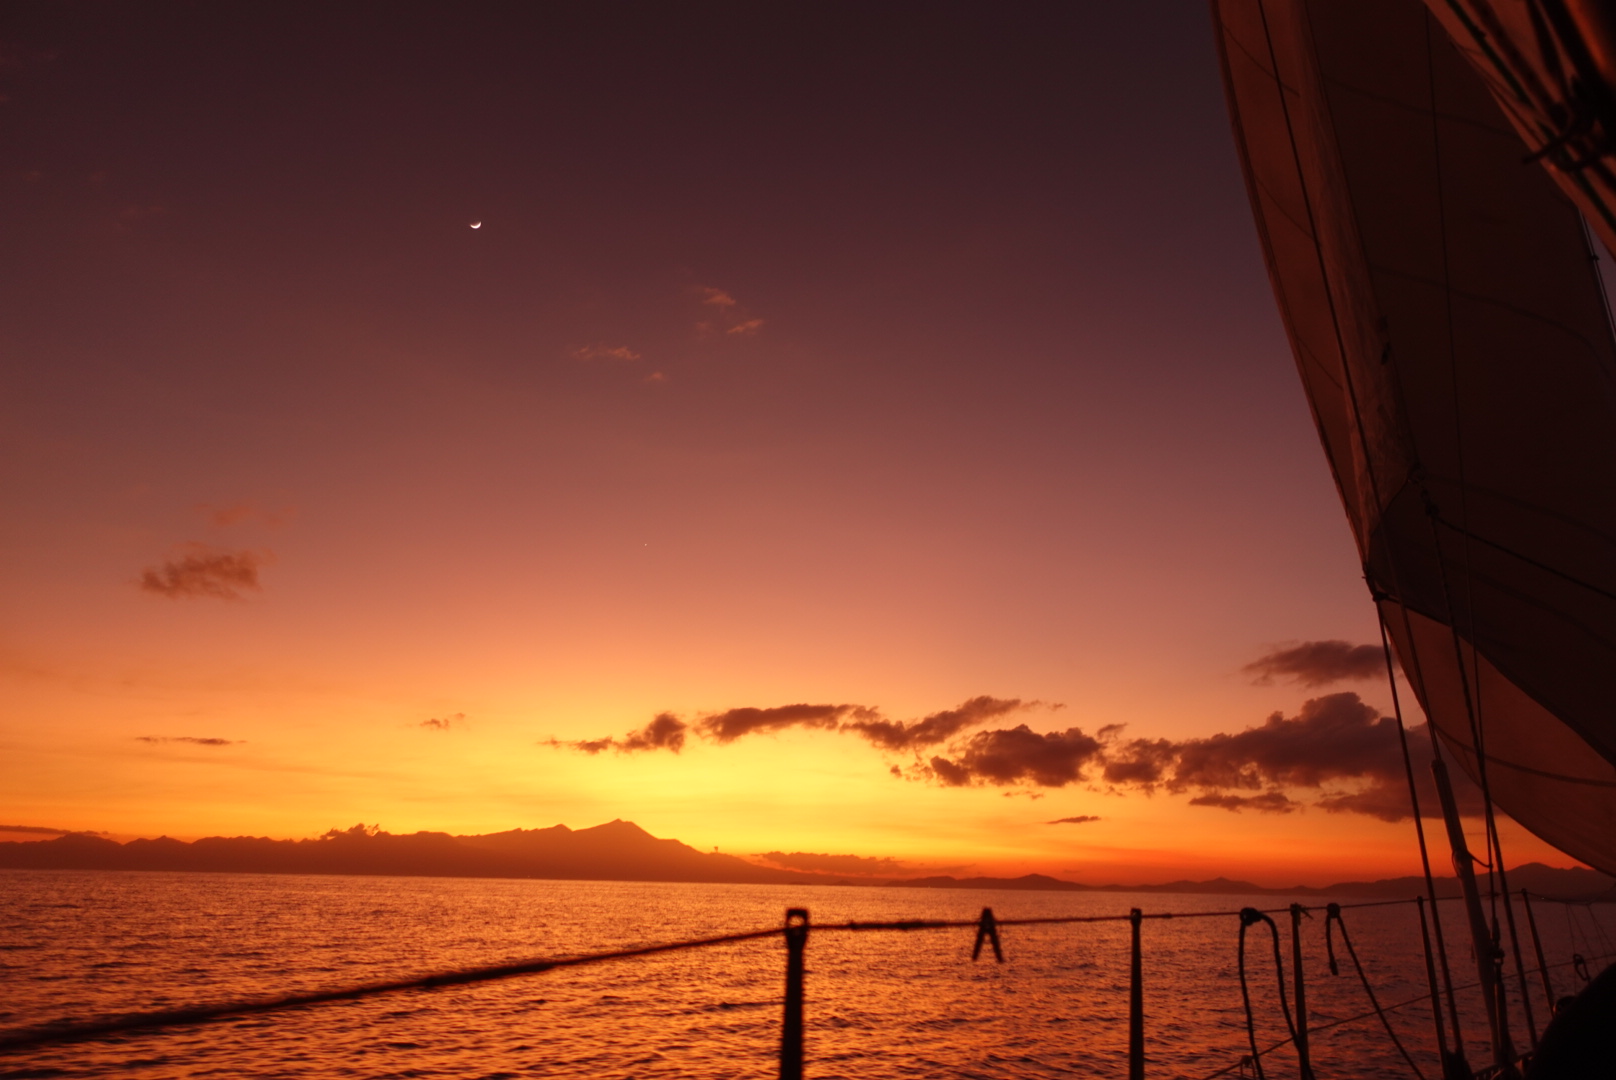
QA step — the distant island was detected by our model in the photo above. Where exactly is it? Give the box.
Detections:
[2,819,1611,899]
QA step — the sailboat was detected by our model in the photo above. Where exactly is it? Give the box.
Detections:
[1211,0,1616,1074]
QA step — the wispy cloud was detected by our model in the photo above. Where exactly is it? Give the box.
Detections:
[694,286,762,338]
[0,824,108,836]
[701,703,875,743]
[139,545,268,600]
[1045,815,1101,825]
[1243,640,1386,687]
[136,736,242,746]
[844,696,1030,750]
[420,713,466,731]
[549,712,689,755]
[572,344,642,361]
[1187,791,1298,813]
[550,696,1032,757]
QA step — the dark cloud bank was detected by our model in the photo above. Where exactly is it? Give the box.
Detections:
[548,641,1484,821]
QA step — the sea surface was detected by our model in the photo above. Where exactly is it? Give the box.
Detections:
[2,871,1613,1079]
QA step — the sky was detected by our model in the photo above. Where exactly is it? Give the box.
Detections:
[0,1,1575,885]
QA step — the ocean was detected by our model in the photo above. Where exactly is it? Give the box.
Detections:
[2,870,1611,1079]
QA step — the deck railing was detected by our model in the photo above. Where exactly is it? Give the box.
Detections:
[1,892,1611,1078]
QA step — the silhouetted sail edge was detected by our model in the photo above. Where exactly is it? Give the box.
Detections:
[1213,0,1616,875]
[1418,0,1616,260]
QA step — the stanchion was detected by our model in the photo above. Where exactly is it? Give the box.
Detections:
[973,907,1004,963]
[779,908,809,1080]
[1130,907,1144,1080]
[1290,904,1315,1080]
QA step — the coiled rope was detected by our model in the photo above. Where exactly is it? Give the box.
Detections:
[1200,949,1616,1080]
[1236,907,1301,1080]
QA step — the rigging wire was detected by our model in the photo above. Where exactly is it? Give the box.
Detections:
[1234,0,1474,1056]
[1418,14,1524,1063]
[1382,618,1465,1067]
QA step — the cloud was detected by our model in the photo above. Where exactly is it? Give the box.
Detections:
[139,545,268,600]
[1187,791,1298,813]
[136,736,241,746]
[623,713,688,751]
[892,690,1484,821]
[694,286,762,337]
[1046,815,1101,825]
[1243,640,1386,687]
[550,695,1028,756]
[0,824,107,836]
[549,712,689,755]
[547,703,858,756]
[700,703,874,743]
[420,713,465,731]
[544,688,1483,824]
[1168,693,1397,791]
[1099,693,1486,822]
[644,371,668,384]
[573,344,642,361]
[1312,729,1487,823]
[756,851,912,877]
[924,725,1105,787]
[843,695,1030,750]
[1101,737,1178,786]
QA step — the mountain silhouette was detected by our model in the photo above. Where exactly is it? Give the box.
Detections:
[0,820,808,884]
[2,824,1609,898]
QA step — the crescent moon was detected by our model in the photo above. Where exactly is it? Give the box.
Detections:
[470,221,482,229]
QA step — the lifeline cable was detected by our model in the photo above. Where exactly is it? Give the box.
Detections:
[0,898,1425,1054]
[1381,616,1464,1073]
[4,903,1609,1069]
[1326,903,1427,1080]
[0,926,784,1052]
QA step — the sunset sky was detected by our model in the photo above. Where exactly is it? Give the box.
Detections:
[0,2,1574,884]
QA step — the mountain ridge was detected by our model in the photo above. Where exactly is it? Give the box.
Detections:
[2,823,1610,899]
